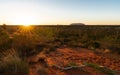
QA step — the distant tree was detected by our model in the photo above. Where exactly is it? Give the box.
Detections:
[2,24,6,30]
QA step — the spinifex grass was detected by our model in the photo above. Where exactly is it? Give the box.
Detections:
[0,48,29,75]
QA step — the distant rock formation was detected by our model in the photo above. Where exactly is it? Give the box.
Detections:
[70,23,85,26]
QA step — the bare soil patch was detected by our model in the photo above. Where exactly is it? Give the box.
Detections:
[29,47,120,75]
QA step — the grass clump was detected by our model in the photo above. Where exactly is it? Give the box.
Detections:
[0,49,29,75]
[0,30,11,50]
[84,63,116,75]
[37,66,48,75]
[66,61,79,67]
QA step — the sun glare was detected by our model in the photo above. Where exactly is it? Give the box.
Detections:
[23,24,30,27]
[12,15,40,25]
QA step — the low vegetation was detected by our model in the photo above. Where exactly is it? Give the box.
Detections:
[0,49,29,75]
[0,25,120,75]
[84,63,117,75]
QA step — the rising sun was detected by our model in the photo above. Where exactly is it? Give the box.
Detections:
[23,24,30,27]
[12,15,40,26]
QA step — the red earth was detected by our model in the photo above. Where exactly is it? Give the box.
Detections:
[28,48,120,75]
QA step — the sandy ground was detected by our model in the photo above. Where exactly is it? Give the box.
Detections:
[28,47,120,75]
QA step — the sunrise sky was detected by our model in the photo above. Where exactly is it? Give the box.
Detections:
[0,0,120,25]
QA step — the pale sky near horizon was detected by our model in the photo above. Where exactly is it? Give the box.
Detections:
[0,0,120,25]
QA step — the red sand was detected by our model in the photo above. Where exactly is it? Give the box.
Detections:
[29,48,120,75]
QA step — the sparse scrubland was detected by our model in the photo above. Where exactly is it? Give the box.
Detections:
[0,25,120,75]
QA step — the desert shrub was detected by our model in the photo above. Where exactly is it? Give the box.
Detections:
[1,25,120,54]
[67,41,80,47]
[52,41,61,48]
[12,26,39,57]
[37,66,48,75]
[93,42,100,48]
[35,27,55,43]
[34,43,56,55]
[41,45,56,54]
[0,30,11,50]
[85,63,116,75]
[2,24,7,30]
[16,26,120,54]
[66,61,79,67]
[99,34,120,53]
[89,42,100,50]
[0,49,29,75]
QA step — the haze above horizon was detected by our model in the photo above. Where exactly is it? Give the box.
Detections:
[0,0,120,25]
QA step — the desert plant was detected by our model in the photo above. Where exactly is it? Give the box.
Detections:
[84,63,116,75]
[37,66,48,75]
[67,61,79,67]
[0,49,29,75]
[89,42,100,50]
[2,24,6,30]
[12,26,40,57]
[0,30,11,50]
[35,27,55,43]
